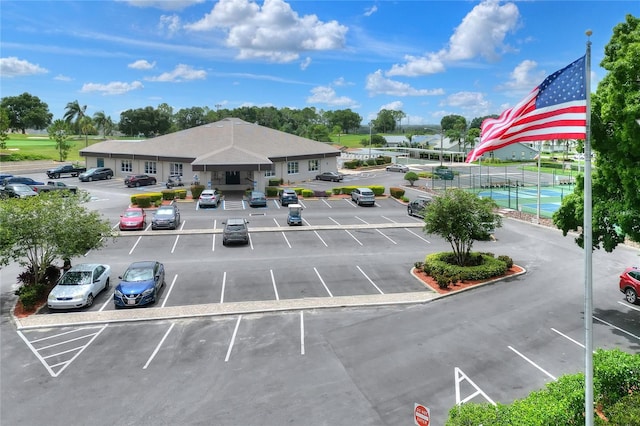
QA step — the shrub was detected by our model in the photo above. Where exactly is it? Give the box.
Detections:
[190,184,206,199]
[175,189,188,199]
[401,196,409,202]
[343,160,361,169]
[265,186,279,197]
[301,189,314,197]
[268,178,282,186]
[16,284,47,310]
[497,255,513,269]
[605,392,640,425]
[423,252,508,282]
[414,261,424,270]
[135,195,152,208]
[161,190,176,200]
[389,187,405,199]
[365,158,377,166]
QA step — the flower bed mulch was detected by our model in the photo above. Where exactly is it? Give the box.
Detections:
[414,264,525,295]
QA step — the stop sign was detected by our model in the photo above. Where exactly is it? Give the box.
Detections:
[414,403,430,426]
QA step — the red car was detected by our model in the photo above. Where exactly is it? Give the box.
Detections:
[119,208,147,231]
[619,266,640,304]
[124,174,157,187]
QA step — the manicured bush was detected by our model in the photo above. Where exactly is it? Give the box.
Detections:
[190,184,205,199]
[268,178,282,186]
[401,195,409,202]
[16,284,47,310]
[265,186,279,197]
[301,189,314,197]
[343,160,361,169]
[161,189,176,200]
[604,392,640,425]
[497,255,513,269]
[389,187,405,199]
[594,348,640,406]
[423,252,508,282]
[365,158,377,166]
[135,195,152,208]
[175,189,187,199]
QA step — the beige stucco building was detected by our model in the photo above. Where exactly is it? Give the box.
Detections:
[79,118,341,191]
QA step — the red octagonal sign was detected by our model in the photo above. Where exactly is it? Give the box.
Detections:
[414,403,430,426]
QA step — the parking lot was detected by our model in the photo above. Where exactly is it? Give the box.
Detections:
[2,167,639,426]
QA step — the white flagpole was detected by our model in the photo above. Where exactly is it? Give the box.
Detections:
[536,141,542,224]
[584,30,594,426]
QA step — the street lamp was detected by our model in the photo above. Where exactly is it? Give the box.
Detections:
[369,121,372,159]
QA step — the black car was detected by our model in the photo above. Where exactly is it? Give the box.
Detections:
[279,189,298,206]
[151,204,181,230]
[79,167,114,182]
[1,176,44,187]
[125,174,157,187]
[315,172,344,182]
[407,196,432,218]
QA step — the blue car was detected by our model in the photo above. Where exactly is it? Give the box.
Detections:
[114,261,165,308]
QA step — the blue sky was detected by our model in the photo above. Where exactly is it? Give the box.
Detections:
[1,0,638,127]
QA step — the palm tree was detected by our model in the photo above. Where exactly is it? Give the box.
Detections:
[93,111,107,138]
[63,100,87,134]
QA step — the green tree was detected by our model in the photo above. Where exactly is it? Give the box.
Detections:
[553,14,640,250]
[423,189,502,266]
[47,119,72,161]
[0,192,112,286]
[79,116,95,148]
[324,109,362,134]
[372,109,396,133]
[441,114,468,152]
[0,92,53,133]
[93,111,110,138]
[404,171,419,186]
[0,107,9,149]
[63,100,87,134]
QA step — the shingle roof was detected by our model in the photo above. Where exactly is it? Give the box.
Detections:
[80,118,340,170]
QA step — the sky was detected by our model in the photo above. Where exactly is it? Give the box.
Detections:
[1,0,638,127]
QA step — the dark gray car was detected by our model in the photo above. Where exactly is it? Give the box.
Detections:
[151,205,181,230]
[222,218,249,245]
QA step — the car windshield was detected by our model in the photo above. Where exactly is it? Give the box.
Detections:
[60,271,92,285]
[124,210,142,218]
[123,268,153,282]
[156,209,174,216]
[227,224,245,231]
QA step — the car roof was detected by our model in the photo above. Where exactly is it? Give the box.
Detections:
[356,187,373,191]
[68,263,103,272]
[226,218,247,224]
[127,261,158,269]
[282,189,296,193]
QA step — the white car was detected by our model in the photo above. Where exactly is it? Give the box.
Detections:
[47,264,111,309]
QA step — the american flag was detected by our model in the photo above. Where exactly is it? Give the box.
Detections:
[466,56,587,163]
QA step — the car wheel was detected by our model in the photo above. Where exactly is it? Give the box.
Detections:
[625,288,638,304]
[89,176,94,182]
[86,294,94,308]
[107,174,112,180]
[54,173,60,179]
[135,182,140,187]
[407,207,412,216]
[151,179,157,185]
[104,278,110,290]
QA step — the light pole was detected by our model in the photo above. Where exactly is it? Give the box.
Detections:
[369,121,372,159]
[439,130,443,167]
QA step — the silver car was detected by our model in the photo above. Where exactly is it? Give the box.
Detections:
[199,189,221,208]
[386,164,409,173]
[47,263,111,309]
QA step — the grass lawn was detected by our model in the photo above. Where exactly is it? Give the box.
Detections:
[0,133,109,163]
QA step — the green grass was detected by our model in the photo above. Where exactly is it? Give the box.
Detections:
[329,133,375,148]
[0,134,105,163]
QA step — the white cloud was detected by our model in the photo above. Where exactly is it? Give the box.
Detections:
[0,57,48,77]
[498,59,546,91]
[364,5,377,17]
[380,101,403,111]
[145,64,207,82]
[81,81,144,95]
[306,86,359,108]
[123,0,204,12]
[440,91,491,116]
[300,57,312,70]
[385,0,520,77]
[332,77,352,87]
[366,70,445,97]
[54,74,72,82]
[128,59,156,70]
[159,14,182,37]
[184,0,348,63]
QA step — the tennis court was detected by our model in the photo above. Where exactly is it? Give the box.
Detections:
[473,185,575,218]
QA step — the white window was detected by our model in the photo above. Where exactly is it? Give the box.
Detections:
[121,159,132,173]
[287,161,299,175]
[264,169,275,177]
[308,159,319,172]
[170,163,183,177]
[144,161,157,175]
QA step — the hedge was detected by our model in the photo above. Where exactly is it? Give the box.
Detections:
[389,187,405,199]
[130,192,163,207]
[331,185,386,196]
[422,252,509,285]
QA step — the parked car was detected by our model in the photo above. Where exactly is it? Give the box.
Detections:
[47,263,111,310]
[315,171,344,182]
[114,261,165,308]
[386,164,409,173]
[30,181,78,194]
[0,173,14,182]
[79,167,113,182]
[280,188,299,206]
[407,196,432,218]
[119,207,147,231]
[151,204,180,230]
[125,174,157,187]
[0,183,39,199]
[433,168,454,180]
[46,164,86,179]
[248,191,267,207]
[199,189,221,208]
[1,176,44,187]
[351,187,376,206]
[619,266,640,304]
[222,218,249,246]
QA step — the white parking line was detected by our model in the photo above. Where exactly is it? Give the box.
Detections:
[212,219,217,251]
[225,315,242,362]
[281,232,292,248]
[594,315,640,340]
[129,236,142,255]
[357,265,384,294]
[220,271,227,303]
[345,230,363,245]
[355,216,368,224]
[508,345,557,380]
[143,323,175,369]
[321,199,332,208]
[313,230,328,247]
[270,269,280,300]
[376,229,397,244]
[273,217,280,227]
[404,227,431,243]
[314,267,333,297]
[618,301,640,312]
[160,274,178,308]
[551,327,585,349]
[344,198,357,208]
[300,311,305,355]
[170,221,186,253]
